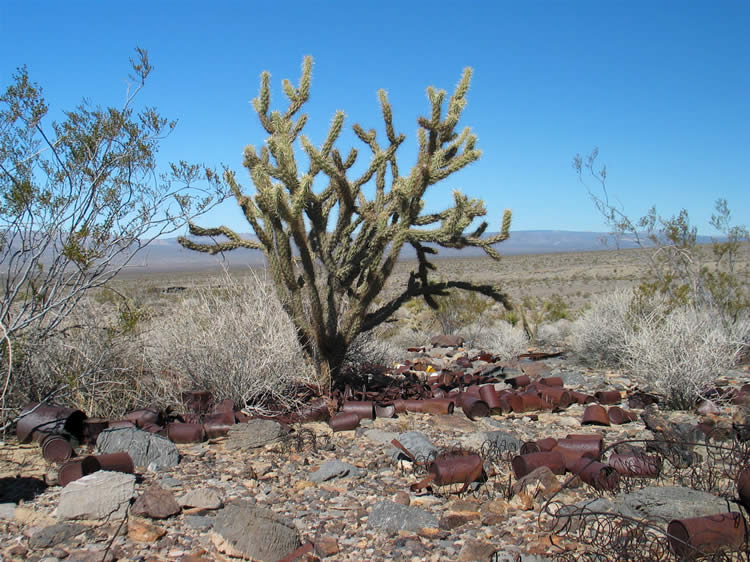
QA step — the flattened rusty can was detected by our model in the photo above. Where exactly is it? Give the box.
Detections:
[608,453,661,478]
[16,403,86,443]
[608,406,638,425]
[582,404,611,426]
[342,401,375,420]
[572,458,620,491]
[40,434,73,462]
[93,452,134,474]
[123,407,162,428]
[668,512,746,559]
[461,395,489,421]
[595,390,622,405]
[511,451,565,479]
[58,456,101,487]
[329,411,360,432]
[166,422,205,443]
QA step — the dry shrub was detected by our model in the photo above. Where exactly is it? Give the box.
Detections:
[5,297,153,419]
[536,318,574,347]
[573,289,749,409]
[468,320,529,360]
[144,271,316,414]
[344,330,402,371]
[623,307,747,409]
[571,289,636,367]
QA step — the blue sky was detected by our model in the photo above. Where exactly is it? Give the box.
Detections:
[2,1,748,236]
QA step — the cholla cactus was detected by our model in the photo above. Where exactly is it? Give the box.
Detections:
[180,57,512,389]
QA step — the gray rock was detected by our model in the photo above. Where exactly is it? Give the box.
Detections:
[613,486,734,525]
[225,420,285,450]
[490,551,550,562]
[57,471,135,520]
[96,427,179,468]
[559,371,588,387]
[185,514,214,531]
[28,522,87,548]
[367,501,438,533]
[212,501,300,561]
[389,431,438,463]
[462,430,520,453]
[178,487,223,510]
[0,502,15,520]
[309,460,365,483]
[363,429,398,445]
[158,476,183,489]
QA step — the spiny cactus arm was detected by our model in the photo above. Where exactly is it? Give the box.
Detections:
[177,223,264,254]
[282,56,312,119]
[361,276,509,333]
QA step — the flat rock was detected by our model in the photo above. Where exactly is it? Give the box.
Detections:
[211,501,300,561]
[57,471,135,521]
[131,484,181,519]
[613,486,735,525]
[178,487,223,510]
[225,420,285,450]
[462,430,520,453]
[458,540,497,561]
[309,460,365,483]
[185,514,214,531]
[127,517,166,542]
[0,503,16,520]
[96,427,179,469]
[363,429,398,445]
[389,431,438,463]
[431,335,464,348]
[367,501,438,533]
[28,522,86,549]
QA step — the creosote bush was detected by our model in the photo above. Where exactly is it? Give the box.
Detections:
[144,272,316,413]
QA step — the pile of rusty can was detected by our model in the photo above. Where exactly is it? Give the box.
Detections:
[512,433,664,492]
[14,391,249,484]
[326,359,604,432]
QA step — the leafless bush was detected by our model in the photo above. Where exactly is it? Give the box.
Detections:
[144,271,316,414]
[537,318,574,347]
[344,330,402,370]
[470,320,529,360]
[623,306,747,409]
[571,289,637,367]
[4,297,154,419]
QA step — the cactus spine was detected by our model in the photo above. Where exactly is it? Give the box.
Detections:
[180,57,512,389]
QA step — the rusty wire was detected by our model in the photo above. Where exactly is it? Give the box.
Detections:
[278,426,329,455]
[535,435,750,561]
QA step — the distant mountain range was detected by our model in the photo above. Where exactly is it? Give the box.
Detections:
[123,230,718,273]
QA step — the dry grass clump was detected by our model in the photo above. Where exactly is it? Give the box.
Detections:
[144,272,316,414]
[467,320,529,360]
[572,289,749,409]
[571,289,636,368]
[623,307,748,409]
[4,297,156,419]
